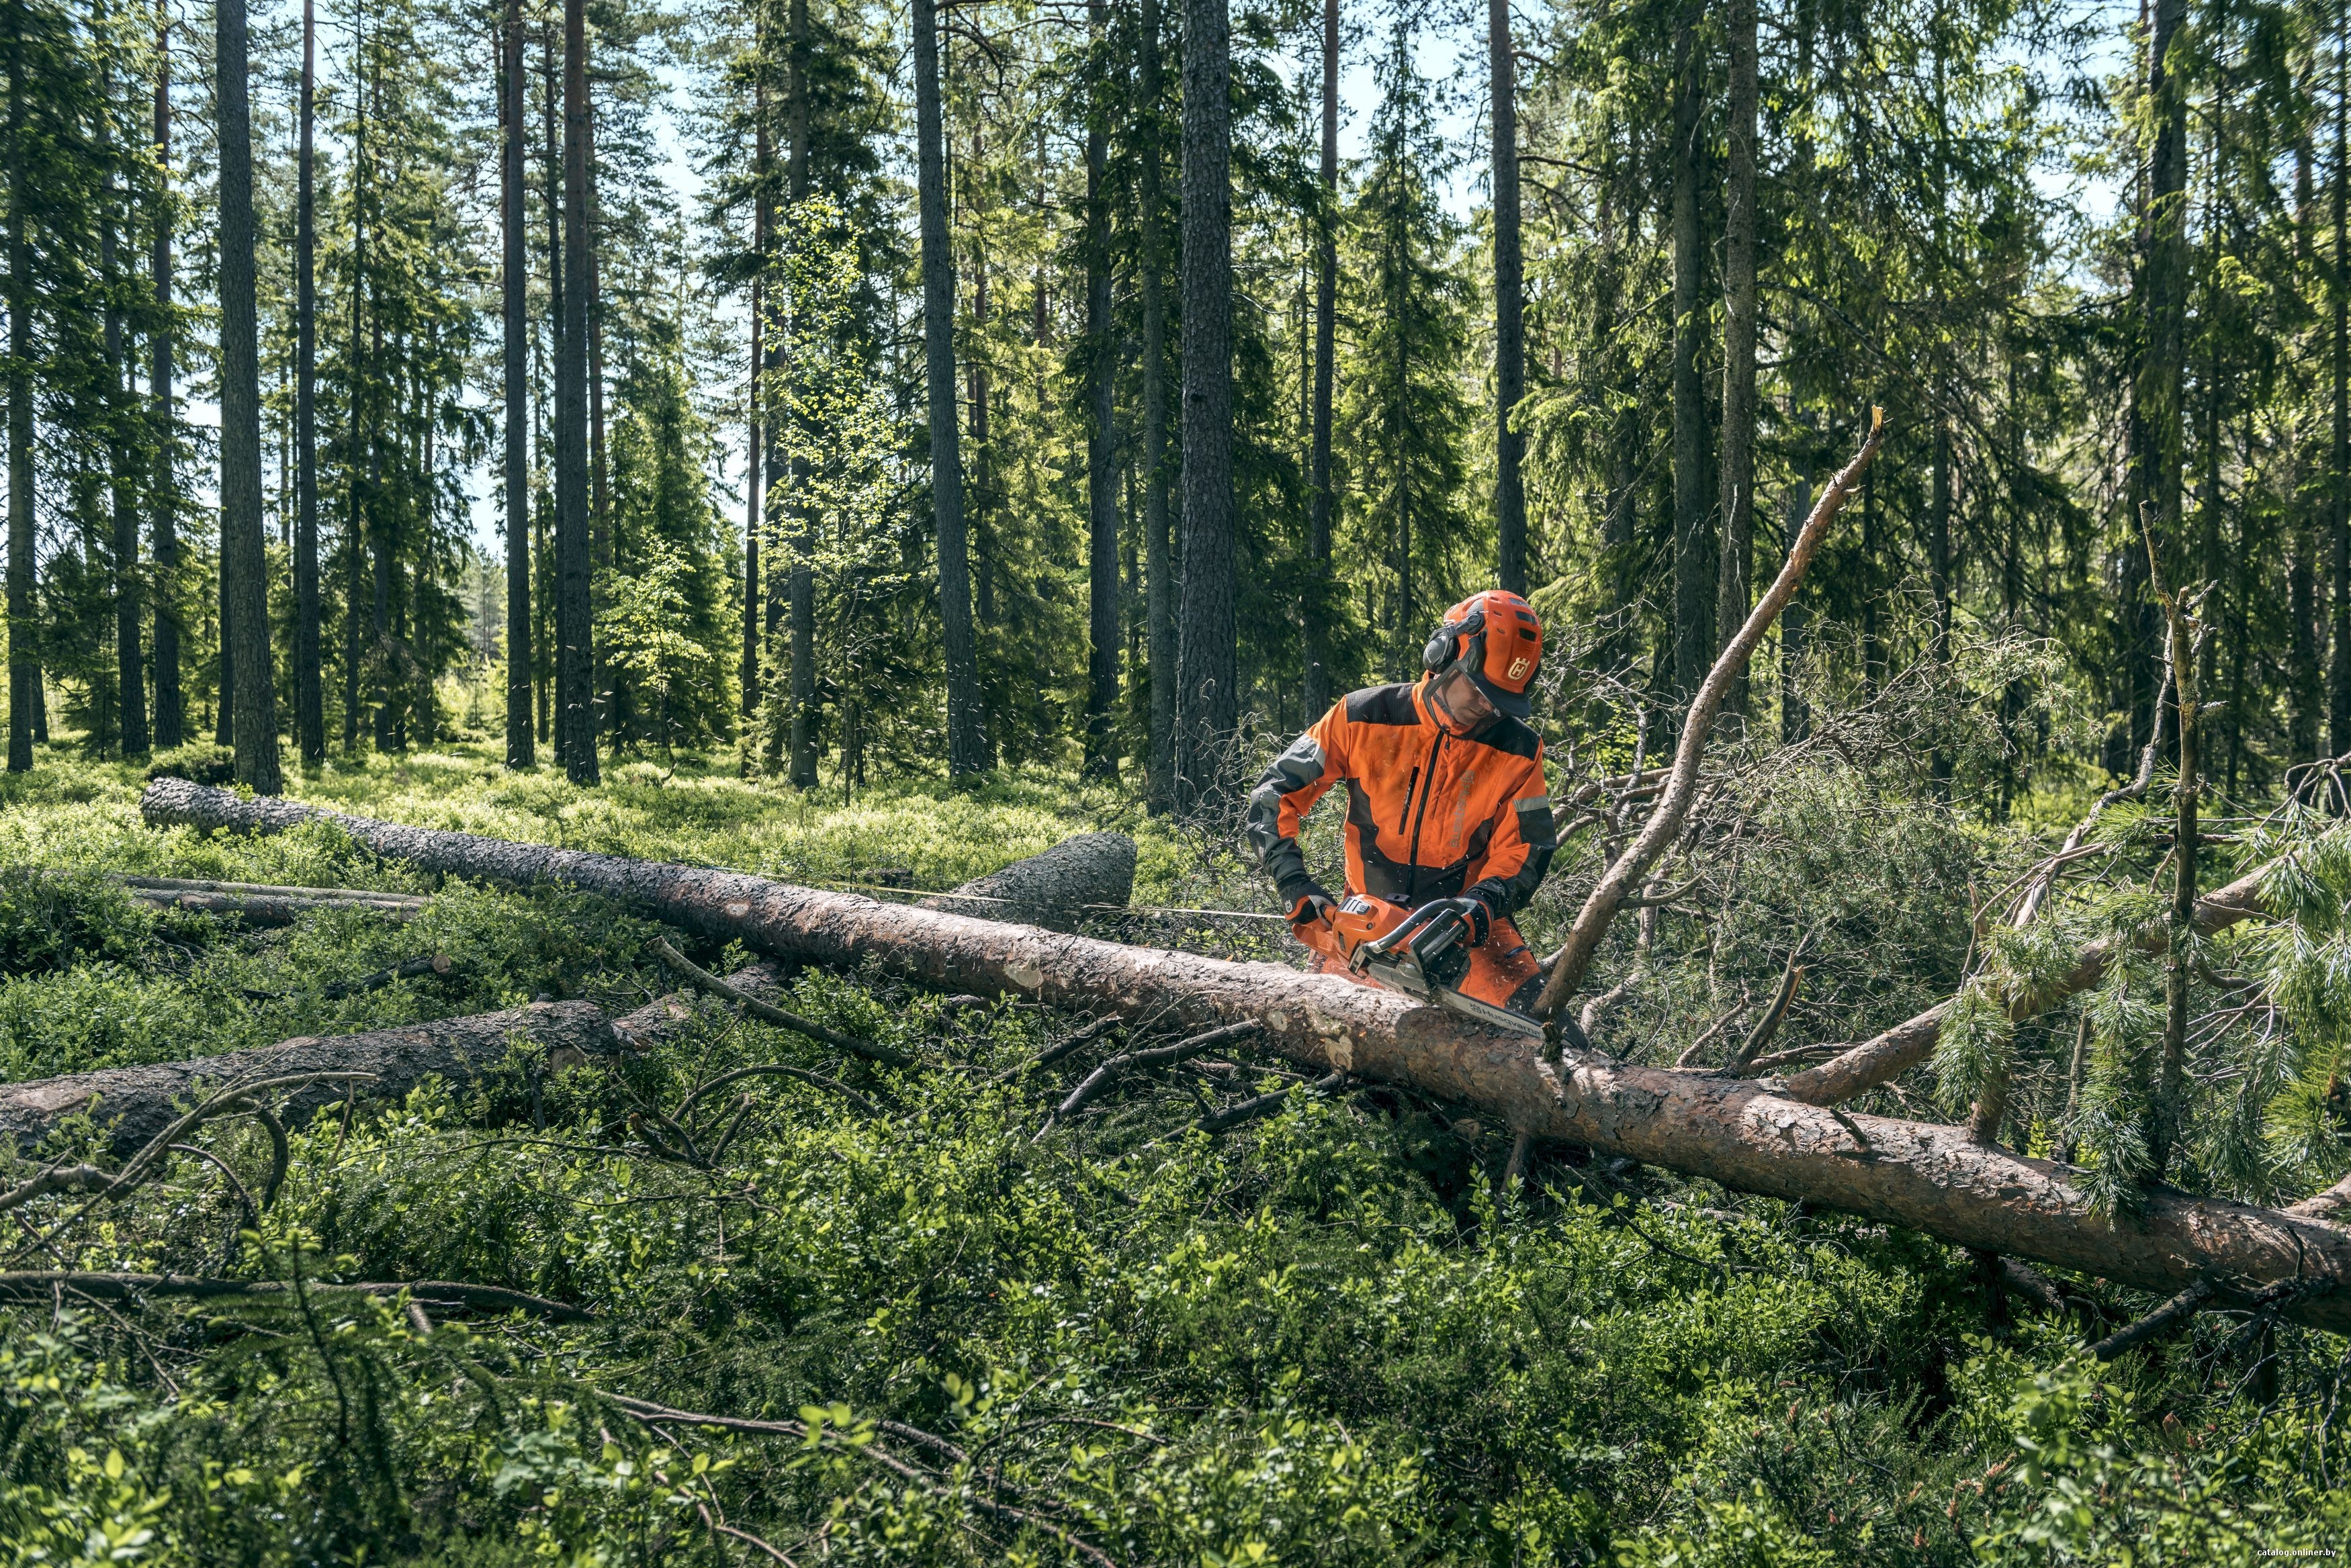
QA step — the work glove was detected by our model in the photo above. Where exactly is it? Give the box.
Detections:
[1281,877,1338,927]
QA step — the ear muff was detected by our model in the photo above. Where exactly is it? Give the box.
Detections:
[1422,608,1487,674]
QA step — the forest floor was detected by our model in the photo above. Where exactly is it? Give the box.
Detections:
[0,741,2338,1564]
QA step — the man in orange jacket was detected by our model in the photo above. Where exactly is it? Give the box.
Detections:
[1245,590,1556,1016]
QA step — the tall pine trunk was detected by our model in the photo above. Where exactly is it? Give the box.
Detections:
[7,0,32,773]
[502,0,532,768]
[787,0,816,788]
[294,0,322,764]
[1669,0,1707,702]
[1140,0,1175,809]
[2133,0,2186,759]
[149,1,181,748]
[913,0,982,774]
[741,65,766,735]
[556,0,596,782]
[2332,9,2350,756]
[588,93,611,747]
[1081,0,1118,781]
[1489,0,1525,597]
[1716,0,1756,717]
[101,36,148,757]
[1174,0,1237,811]
[1301,0,1335,719]
[343,19,367,755]
[217,0,280,792]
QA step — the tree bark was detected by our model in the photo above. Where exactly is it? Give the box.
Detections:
[0,1002,607,1160]
[216,0,282,794]
[786,0,815,790]
[744,68,768,732]
[913,0,983,776]
[556,0,596,782]
[586,98,611,746]
[1082,2,1118,783]
[1302,0,1336,719]
[1489,0,1525,598]
[1716,0,1756,715]
[7,3,34,774]
[2333,9,2350,757]
[1669,0,1708,702]
[1175,0,1237,811]
[148,1,182,750]
[100,52,148,759]
[918,831,1137,932]
[136,778,2351,1336]
[502,0,533,769]
[295,0,323,767]
[1140,0,1176,809]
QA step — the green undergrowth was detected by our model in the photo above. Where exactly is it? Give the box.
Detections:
[0,747,2336,1563]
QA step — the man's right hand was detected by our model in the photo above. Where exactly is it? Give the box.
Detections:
[1284,881,1338,927]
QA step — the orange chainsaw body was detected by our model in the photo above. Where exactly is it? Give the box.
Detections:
[1294,894,1544,1033]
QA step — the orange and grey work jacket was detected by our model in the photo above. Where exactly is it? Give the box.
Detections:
[1245,680,1556,920]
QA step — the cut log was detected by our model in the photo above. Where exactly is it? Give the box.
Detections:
[918,831,1137,931]
[0,1001,617,1159]
[136,780,2351,1332]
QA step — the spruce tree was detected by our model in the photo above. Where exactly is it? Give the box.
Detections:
[217,0,281,790]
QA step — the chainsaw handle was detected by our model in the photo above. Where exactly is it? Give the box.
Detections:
[1360,902,1442,959]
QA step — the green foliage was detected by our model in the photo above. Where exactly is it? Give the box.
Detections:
[0,755,2332,1565]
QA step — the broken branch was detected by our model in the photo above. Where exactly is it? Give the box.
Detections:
[1533,408,1885,1029]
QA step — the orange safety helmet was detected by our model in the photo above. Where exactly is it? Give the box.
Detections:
[1421,590,1543,719]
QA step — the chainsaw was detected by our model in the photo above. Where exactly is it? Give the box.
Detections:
[1323,894,1547,1042]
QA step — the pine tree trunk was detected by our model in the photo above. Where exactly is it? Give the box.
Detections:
[1081,0,1118,782]
[294,0,323,766]
[1669,0,1708,702]
[149,3,182,749]
[101,51,148,758]
[743,64,771,738]
[216,0,281,794]
[1140,0,1174,811]
[913,0,982,775]
[785,0,816,788]
[587,91,611,751]
[1715,0,1756,717]
[343,50,366,757]
[2332,13,2350,756]
[1489,0,1525,598]
[502,0,533,768]
[2137,0,2187,746]
[1175,0,1237,811]
[7,3,31,774]
[1302,0,1335,720]
[556,0,596,783]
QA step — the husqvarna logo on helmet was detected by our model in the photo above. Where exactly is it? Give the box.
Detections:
[1507,657,1531,681]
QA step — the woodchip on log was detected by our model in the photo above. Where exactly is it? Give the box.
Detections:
[136,778,2351,1334]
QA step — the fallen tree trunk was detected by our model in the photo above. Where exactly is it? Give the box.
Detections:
[0,958,802,1161]
[0,1002,617,1158]
[918,831,1137,931]
[138,780,2351,1332]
